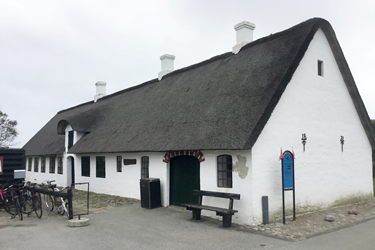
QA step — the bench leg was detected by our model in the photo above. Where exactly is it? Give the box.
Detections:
[192,209,201,220]
[222,215,232,228]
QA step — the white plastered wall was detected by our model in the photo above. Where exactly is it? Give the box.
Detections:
[25,148,256,225]
[25,155,66,185]
[251,28,373,224]
[199,150,253,225]
[74,152,168,203]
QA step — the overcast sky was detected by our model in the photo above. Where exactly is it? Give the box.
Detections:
[1,0,374,147]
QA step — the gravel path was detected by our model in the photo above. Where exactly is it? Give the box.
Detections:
[72,188,139,208]
[239,200,375,241]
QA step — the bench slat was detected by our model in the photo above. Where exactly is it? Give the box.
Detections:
[192,189,240,200]
[184,204,238,215]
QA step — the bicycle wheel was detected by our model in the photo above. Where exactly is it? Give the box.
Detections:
[64,202,70,219]
[15,199,23,221]
[3,196,16,215]
[45,195,54,211]
[57,198,65,215]
[33,195,42,218]
[20,194,33,214]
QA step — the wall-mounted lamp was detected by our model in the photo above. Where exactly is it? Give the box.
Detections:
[301,133,307,151]
[340,136,344,152]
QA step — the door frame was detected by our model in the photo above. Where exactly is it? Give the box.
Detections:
[169,155,200,206]
[67,156,75,186]
[164,150,206,206]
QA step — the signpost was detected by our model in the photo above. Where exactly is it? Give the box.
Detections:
[281,150,295,224]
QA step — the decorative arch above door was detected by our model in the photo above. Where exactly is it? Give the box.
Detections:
[163,150,205,163]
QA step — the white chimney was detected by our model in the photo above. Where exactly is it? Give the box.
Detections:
[94,81,107,102]
[232,21,256,54]
[158,54,175,80]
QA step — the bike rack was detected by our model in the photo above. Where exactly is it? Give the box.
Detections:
[33,182,89,220]
[72,182,89,220]
[34,187,74,220]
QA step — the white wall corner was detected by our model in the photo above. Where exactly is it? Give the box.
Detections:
[158,54,175,80]
[232,21,256,54]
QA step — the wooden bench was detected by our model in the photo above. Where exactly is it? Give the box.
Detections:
[183,189,240,228]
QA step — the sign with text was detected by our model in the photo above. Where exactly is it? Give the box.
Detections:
[281,150,295,224]
[282,152,294,190]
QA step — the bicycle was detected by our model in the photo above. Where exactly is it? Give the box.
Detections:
[55,186,70,218]
[41,180,56,212]
[21,181,43,218]
[2,183,23,220]
[41,180,70,218]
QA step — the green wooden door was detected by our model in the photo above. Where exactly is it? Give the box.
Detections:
[170,156,200,206]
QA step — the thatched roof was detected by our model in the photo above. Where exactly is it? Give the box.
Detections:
[23,18,375,155]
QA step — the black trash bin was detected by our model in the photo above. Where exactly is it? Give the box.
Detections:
[140,178,161,209]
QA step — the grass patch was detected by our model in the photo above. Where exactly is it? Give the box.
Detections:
[332,193,373,207]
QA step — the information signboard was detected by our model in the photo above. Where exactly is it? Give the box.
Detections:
[282,152,293,190]
[281,150,295,224]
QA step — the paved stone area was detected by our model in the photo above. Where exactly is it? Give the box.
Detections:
[2,202,375,250]
[2,190,375,243]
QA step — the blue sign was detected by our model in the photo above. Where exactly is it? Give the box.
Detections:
[282,152,294,190]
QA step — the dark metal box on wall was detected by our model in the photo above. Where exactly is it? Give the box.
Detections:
[0,148,25,185]
[140,178,161,209]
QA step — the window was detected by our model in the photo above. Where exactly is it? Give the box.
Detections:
[81,156,90,177]
[96,156,106,178]
[49,157,56,173]
[28,158,32,171]
[141,156,149,179]
[117,156,122,172]
[217,155,233,188]
[34,157,39,172]
[68,131,74,150]
[41,157,46,173]
[318,60,324,76]
[57,157,63,174]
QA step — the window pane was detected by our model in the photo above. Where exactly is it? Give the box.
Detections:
[117,156,122,172]
[218,172,223,179]
[218,156,223,163]
[218,179,224,187]
[28,158,32,171]
[34,157,39,172]
[58,157,63,174]
[227,176,232,188]
[141,156,149,179]
[82,156,90,177]
[96,156,105,178]
[68,131,74,150]
[318,60,324,76]
[227,162,233,171]
[223,163,228,171]
[217,155,233,188]
[50,157,56,174]
[41,157,46,173]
